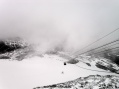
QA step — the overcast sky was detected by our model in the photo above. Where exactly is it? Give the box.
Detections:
[0,0,119,53]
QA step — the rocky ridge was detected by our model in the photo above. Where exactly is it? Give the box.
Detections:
[34,75,119,89]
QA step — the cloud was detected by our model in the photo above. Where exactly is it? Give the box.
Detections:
[0,0,119,54]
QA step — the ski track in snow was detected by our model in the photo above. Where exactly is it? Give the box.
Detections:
[0,54,118,89]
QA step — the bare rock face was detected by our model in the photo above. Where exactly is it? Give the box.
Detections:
[0,38,21,54]
[75,55,119,74]
[34,75,119,89]
[0,37,31,60]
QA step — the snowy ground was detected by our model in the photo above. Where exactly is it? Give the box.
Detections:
[0,54,118,89]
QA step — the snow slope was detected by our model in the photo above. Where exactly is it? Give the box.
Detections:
[75,55,119,74]
[0,54,118,89]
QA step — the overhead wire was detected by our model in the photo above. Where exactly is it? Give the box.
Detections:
[74,28,119,57]
[63,28,119,74]
[94,42,119,54]
[92,46,119,55]
[74,39,119,56]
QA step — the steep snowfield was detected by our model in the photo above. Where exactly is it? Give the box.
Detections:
[0,54,118,89]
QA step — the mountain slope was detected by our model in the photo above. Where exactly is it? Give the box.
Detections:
[34,75,119,89]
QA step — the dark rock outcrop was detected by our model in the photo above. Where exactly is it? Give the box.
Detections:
[34,75,119,89]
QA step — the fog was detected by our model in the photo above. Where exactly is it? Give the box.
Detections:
[0,0,119,53]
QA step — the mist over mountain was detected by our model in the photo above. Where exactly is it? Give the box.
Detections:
[0,0,119,54]
[0,1,119,89]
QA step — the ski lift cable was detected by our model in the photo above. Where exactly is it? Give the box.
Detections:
[93,46,119,55]
[81,41,119,56]
[94,42,119,53]
[75,65,114,73]
[100,42,119,50]
[74,28,119,56]
[74,39,119,57]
